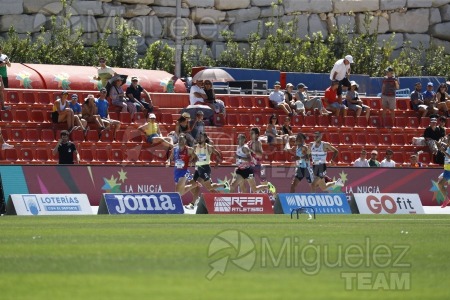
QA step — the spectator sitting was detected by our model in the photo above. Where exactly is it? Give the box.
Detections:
[323,80,347,117]
[269,81,294,116]
[138,113,173,149]
[189,80,207,105]
[82,94,107,136]
[95,88,121,140]
[95,57,116,89]
[203,80,226,117]
[294,83,330,115]
[423,82,438,116]
[436,82,450,116]
[380,149,396,167]
[126,76,153,114]
[353,149,370,167]
[408,153,422,167]
[109,76,137,121]
[69,94,88,133]
[281,116,295,150]
[284,83,296,110]
[381,66,399,127]
[439,115,447,136]
[424,118,444,155]
[174,113,195,146]
[368,150,380,167]
[346,81,370,121]
[53,91,77,132]
[190,110,205,141]
[410,82,429,118]
[265,114,289,147]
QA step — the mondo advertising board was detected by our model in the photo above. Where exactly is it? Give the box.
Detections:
[353,193,425,214]
[6,194,92,215]
[277,193,352,214]
[98,193,184,214]
[198,193,273,214]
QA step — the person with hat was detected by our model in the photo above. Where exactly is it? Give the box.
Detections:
[95,88,121,140]
[323,80,347,117]
[126,76,153,114]
[174,112,195,146]
[381,66,400,127]
[94,57,116,88]
[68,94,89,134]
[346,80,370,121]
[138,113,173,150]
[422,82,438,116]
[410,82,430,117]
[294,83,330,115]
[110,76,138,121]
[53,91,77,132]
[284,83,295,109]
[368,150,380,167]
[269,81,294,116]
[435,82,450,116]
[424,117,444,155]
[330,55,354,102]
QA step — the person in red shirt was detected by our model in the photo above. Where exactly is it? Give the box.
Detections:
[323,80,347,117]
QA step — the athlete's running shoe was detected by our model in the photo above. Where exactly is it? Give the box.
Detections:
[267,182,277,194]
[184,203,195,210]
[334,178,344,187]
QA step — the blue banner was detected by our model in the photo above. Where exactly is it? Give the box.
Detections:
[101,193,184,214]
[278,193,351,214]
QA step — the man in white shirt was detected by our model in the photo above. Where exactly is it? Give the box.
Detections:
[380,149,396,167]
[269,81,293,116]
[330,55,353,101]
[353,150,370,167]
[189,80,207,105]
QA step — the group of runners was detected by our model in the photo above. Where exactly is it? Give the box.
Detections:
[165,126,344,209]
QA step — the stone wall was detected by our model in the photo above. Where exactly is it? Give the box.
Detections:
[1,0,450,57]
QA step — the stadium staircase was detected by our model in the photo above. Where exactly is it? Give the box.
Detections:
[0,88,435,167]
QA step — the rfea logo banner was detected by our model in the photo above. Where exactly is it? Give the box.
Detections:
[278,193,351,214]
[202,193,273,214]
[99,193,184,214]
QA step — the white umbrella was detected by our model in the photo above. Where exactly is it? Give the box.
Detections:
[192,68,235,82]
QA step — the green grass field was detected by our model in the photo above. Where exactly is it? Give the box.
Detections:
[0,215,449,300]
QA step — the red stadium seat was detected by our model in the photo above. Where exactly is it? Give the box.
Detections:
[20,148,34,163]
[291,115,303,126]
[368,116,381,128]
[100,129,114,142]
[420,117,430,128]
[30,110,46,123]
[368,98,382,110]
[303,115,316,127]
[36,92,51,104]
[1,110,13,122]
[354,133,367,146]
[254,97,268,109]
[343,116,355,127]
[407,116,419,128]
[6,90,21,104]
[70,129,85,143]
[367,134,379,145]
[355,116,368,127]
[327,132,341,145]
[140,149,153,163]
[226,96,242,108]
[15,110,29,123]
[380,134,393,145]
[341,134,353,145]
[119,112,132,124]
[252,114,265,126]
[339,151,354,165]
[79,148,95,164]
[4,148,19,162]
[396,98,410,111]
[227,114,239,126]
[393,133,406,145]
[317,115,330,127]
[394,116,407,128]
[35,148,50,163]
[95,149,109,163]
[110,148,124,163]
[22,92,36,104]
[126,147,141,163]
[10,128,26,142]
[41,129,55,142]
[330,116,341,127]
[26,129,40,142]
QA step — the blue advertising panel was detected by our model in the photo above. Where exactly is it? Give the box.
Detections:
[278,193,351,214]
[99,193,184,215]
